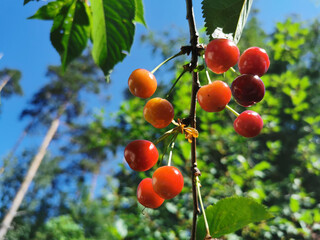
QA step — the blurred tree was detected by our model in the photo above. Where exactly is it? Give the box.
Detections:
[0,52,107,239]
[0,69,22,98]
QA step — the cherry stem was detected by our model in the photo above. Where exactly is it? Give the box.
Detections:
[230,67,240,76]
[225,104,240,117]
[165,69,188,99]
[205,70,212,84]
[196,176,211,237]
[202,58,212,84]
[167,141,175,166]
[153,128,176,145]
[151,51,184,74]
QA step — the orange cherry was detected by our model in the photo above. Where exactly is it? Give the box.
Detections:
[128,69,157,98]
[143,97,174,128]
[197,80,231,112]
[152,166,184,200]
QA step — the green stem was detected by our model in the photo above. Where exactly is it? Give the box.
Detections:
[196,176,211,237]
[205,70,212,84]
[225,104,240,117]
[153,129,175,146]
[167,141,176,166]
[230,67,240,76]
[165,70,187,99]
[151,51,184,74]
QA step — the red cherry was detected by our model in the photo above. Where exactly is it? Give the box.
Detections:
[152,166,184,199]
[231,74,265,107]
[137,178,164,209]
[143,98,174,129]
[128,69,157,98]
[234,110,263,138]
[205,38,240,74]
[124,140,158,171]
[197,80,231,112]
[238,47,270,77]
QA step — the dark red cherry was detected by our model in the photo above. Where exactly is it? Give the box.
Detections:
[234,110,263,138]
[231,74,265,107]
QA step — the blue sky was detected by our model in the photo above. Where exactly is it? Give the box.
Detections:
[0,0,319,160]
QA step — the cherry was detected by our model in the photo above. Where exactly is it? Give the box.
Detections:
[143,97,174,128]
[238,47,270,77]
[205,38,240,74]
[234,110,263,138]
[152,166,184,199]
[197,80,231,112]
[231,74,265,107]
[128,69,157,98]
[124,140,158,171]
[137,178,164,209]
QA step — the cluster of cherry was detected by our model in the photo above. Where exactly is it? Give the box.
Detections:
[124,38,269,209]
[125,68,182,209]
[201,38,269,137]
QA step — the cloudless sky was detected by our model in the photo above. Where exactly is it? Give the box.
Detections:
[0,0,319,162]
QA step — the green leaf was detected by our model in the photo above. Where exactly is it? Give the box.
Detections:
[290,196,300,212]
[196,196,273,239]
[134,0,146,26]
[28,0,69,20]
[201,0,253,43]
[91,0,135,76]
[50,0,90,71]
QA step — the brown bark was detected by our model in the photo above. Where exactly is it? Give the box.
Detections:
[185,0,201,239]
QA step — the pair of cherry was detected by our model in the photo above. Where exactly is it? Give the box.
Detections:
[124,140,184,209]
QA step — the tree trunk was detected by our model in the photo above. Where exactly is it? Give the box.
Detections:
[0,76,10,93]
[0,115,61,240]
[89,160,101,200]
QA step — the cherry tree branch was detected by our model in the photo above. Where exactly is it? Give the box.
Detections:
[185,0,201,239]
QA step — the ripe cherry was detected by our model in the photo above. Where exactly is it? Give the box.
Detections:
[128,69,157,98]
[152,166,184,199]
[137,178,164,209]
[234,110,263,138]
[197,80,231,112]
[238,47,270,77]
[124,140,158,171]
[205,38,240,74]
[231,74,265,107]
[143,98,174,129]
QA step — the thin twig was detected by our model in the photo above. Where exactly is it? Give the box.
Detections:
[185,0,201,239]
